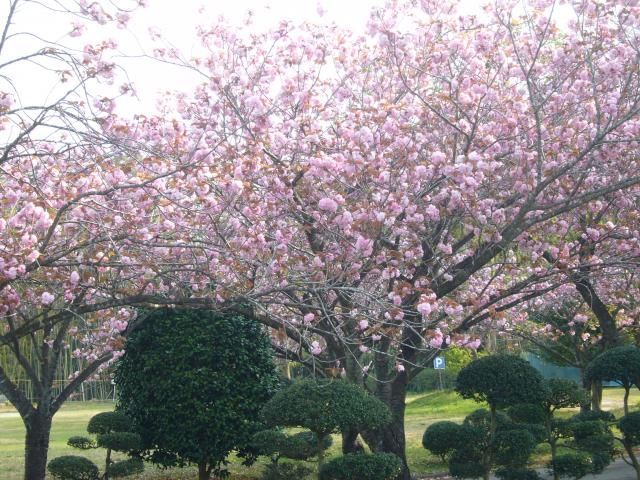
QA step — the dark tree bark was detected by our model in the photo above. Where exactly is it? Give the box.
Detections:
[23,411,52,480]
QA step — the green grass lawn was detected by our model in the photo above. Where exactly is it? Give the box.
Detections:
[1,388,637,479]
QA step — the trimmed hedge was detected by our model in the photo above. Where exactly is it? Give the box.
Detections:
[549,453,592,479]
[422,421,462,461]
[86,412,130,435]
[319,453,402,480]
[47,455,99,480]
[107,458,144,478]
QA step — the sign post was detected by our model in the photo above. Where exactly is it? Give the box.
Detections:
[434,356,446,390]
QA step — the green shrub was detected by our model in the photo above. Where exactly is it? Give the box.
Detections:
[549,453,592,479]
[493,430,537,468]
[67,436,95,450]
[106,458,144,478]
[572,420,614,456]
[507,404,545,425]
[97,432,142,453]
[495,468,542,480]
[407,369,457,392]
[571,410,615,423]
[282,431,332,460]
[456,355,548,408]
[115,309,279,478]
[448,448,486,479]
[619,412,640,445]
[422,421,462,461]
[501,422,546,444]
[87,412,131,435]
[47,455,99,480]
[262,379,390,437]
[319,453,403,480]
[262,462,313,480]
[251,429,288,457]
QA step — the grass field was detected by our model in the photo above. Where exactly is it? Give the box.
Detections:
[1,388,637,479]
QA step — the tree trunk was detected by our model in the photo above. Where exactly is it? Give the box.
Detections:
[591,381,602,411]
[624,386,630,416]
[362,377,411,480]
[550,440,559,480]
[197,461,210,480]
[341,428,364,454]
[23,412,52,480]
[580,373,592,413]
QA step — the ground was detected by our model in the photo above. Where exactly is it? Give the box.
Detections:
[0,388,637,479]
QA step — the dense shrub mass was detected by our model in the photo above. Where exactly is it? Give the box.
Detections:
[422,421,463,461]
[115,309,280,480]
[47,456,99,480]
[319,453,403,480]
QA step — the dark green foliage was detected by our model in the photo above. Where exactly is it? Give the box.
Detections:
[261,379,390,437]
[585,346,640,388]
[262,462,313,480]
[549,453,592,479]
[97,432,142,453]
[507,404,545,425]
[571,420,614,472]
[543,379,589,412]
[47,455,99,480]
[282,431,332,460]
[463,408,510,432]
[455,355,547,408]
[619,412,640,445]
[495,468,541,480]
[67,436,95,450]
[422,421,463,461]
[448,448,487,479]
[251,430,289,457]
[106,459,144,478]
[493,430,537,468]
[87,412,131,435]
[407,368,457,392]
[571,410,615,423]
[501,422,546,444]
[115,309,279,476]
[318,453,403,480]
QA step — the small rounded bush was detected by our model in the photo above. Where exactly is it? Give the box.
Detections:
[571,421,614,456]
[501,422,546,444]
[619,412,640,445]
[282,431,332,460]
[48,455,99,480]
[319,453,403,480]
[262,462,313,480]
[456,355,547,408]
[494,430,538,468]
[463,408,511,432]
[495,467,542,480]
[96,432,142,452]
[448,448,486,479]
[106,458,144,478]
[549,453,592,479]
[87,411,131,435]
[262,379,391,437]
[507,404,545,425]
[571,410,615,423]
[422,421,462,461]
[251,429,288,457]
[67,436,95,450]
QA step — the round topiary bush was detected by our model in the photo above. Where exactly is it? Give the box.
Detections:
[262,462,313,480]
[507,404,546,425]
[67,436,95,450]
[619,412,640,445]
[87,412,130,435]
[456,355,548,409]
[106,458,144,478]
[422,421,462,461]
[448,448,487,479]
[549,453,592,479]
[96,432,142,453]
[262,379,390,438]
[250,429,289,457]
[319,453,403,480]
[571,410,615,423]
[495,467,541,480]
[47,455,99,480]
[282,431,333,460]
[493,429,538,468]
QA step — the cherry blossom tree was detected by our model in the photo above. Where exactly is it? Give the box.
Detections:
[138,1,640,477]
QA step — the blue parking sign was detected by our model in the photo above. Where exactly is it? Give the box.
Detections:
[434,357,446,370]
